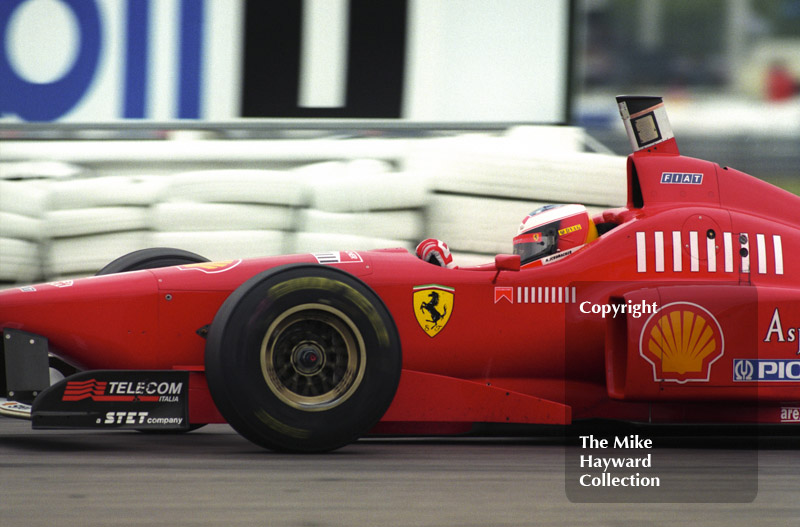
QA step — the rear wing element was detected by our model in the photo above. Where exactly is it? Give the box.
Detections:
[616,95,679,155]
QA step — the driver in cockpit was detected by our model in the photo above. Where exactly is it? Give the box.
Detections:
[416,204,598,268]
[511,204,598,267]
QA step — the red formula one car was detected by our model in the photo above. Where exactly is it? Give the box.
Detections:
[1,96,799,452]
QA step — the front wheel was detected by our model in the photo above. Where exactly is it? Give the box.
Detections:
[205,264,402,452]
[96,247,209,275]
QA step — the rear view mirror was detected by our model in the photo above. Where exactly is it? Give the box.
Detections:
[495,254,521,271]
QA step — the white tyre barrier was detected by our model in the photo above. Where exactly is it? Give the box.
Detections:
[149,230,287,261]
[46,176,166,210]
[0,161,88,181]
[0,180,49,217]
[44,207,149,238]
[298,160,429,212]
[0,212,43,241]
[298,209,424,242]
[46,231,150,276]
[150,202,296,232]
[407,136,626,206]
[0,237,40,283]
[161,170,308,206]
[0,134,628,282]
[292,232,412,254]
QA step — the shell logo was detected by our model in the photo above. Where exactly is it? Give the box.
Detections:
[639,302,724,383]
[177,259,242,274]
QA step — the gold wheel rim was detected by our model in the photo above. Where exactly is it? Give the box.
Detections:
[260,304,366,411]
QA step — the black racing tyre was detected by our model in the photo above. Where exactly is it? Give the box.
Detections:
[205,264,402,453]
[96,247,209,275]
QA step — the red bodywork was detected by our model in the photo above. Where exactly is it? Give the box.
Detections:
[2,136,800,433]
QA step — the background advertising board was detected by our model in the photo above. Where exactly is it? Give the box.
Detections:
[0,0,571,123]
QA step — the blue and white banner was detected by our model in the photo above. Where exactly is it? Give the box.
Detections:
[0,0,242,121]
[733,359,800,382]
[1,0,570,122]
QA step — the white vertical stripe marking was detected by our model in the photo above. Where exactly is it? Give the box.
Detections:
[299,0,350,108]
[512,286,581,304]
[690,231,699,272]
[774,235,784,275]
[636,232,647,272]
[707,236,717,272]
[757,234,767,274]
[150,0,179,120]
[672,231,682,272]
[655,231,665,272]
[205,0,245,119]
[724,232,733,273]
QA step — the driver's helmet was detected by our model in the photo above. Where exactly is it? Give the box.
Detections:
[513,204,598,265]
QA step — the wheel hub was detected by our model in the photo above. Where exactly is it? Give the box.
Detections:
[261,304,366,411]
[292,342,325,376]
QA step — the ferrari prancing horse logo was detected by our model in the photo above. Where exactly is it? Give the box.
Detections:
[413,284,454,337]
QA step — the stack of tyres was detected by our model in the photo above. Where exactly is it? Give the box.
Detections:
[149,169,305,261]
[0,180,45,283]
[43,176,165,278]
[293,160,425,254]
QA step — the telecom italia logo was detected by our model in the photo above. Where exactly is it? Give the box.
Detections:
[734,359,800,381]
[660,172,703,184]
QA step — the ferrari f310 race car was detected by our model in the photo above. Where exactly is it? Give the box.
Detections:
[1,96,799,452]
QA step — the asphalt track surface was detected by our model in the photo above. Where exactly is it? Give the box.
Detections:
[1,419,800,526]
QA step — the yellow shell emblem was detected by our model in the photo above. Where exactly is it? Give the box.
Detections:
[177,259,242,274]
[639,302,724,383]
[183,261,229,270]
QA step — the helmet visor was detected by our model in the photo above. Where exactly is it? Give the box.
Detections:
[512,231,556,265]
